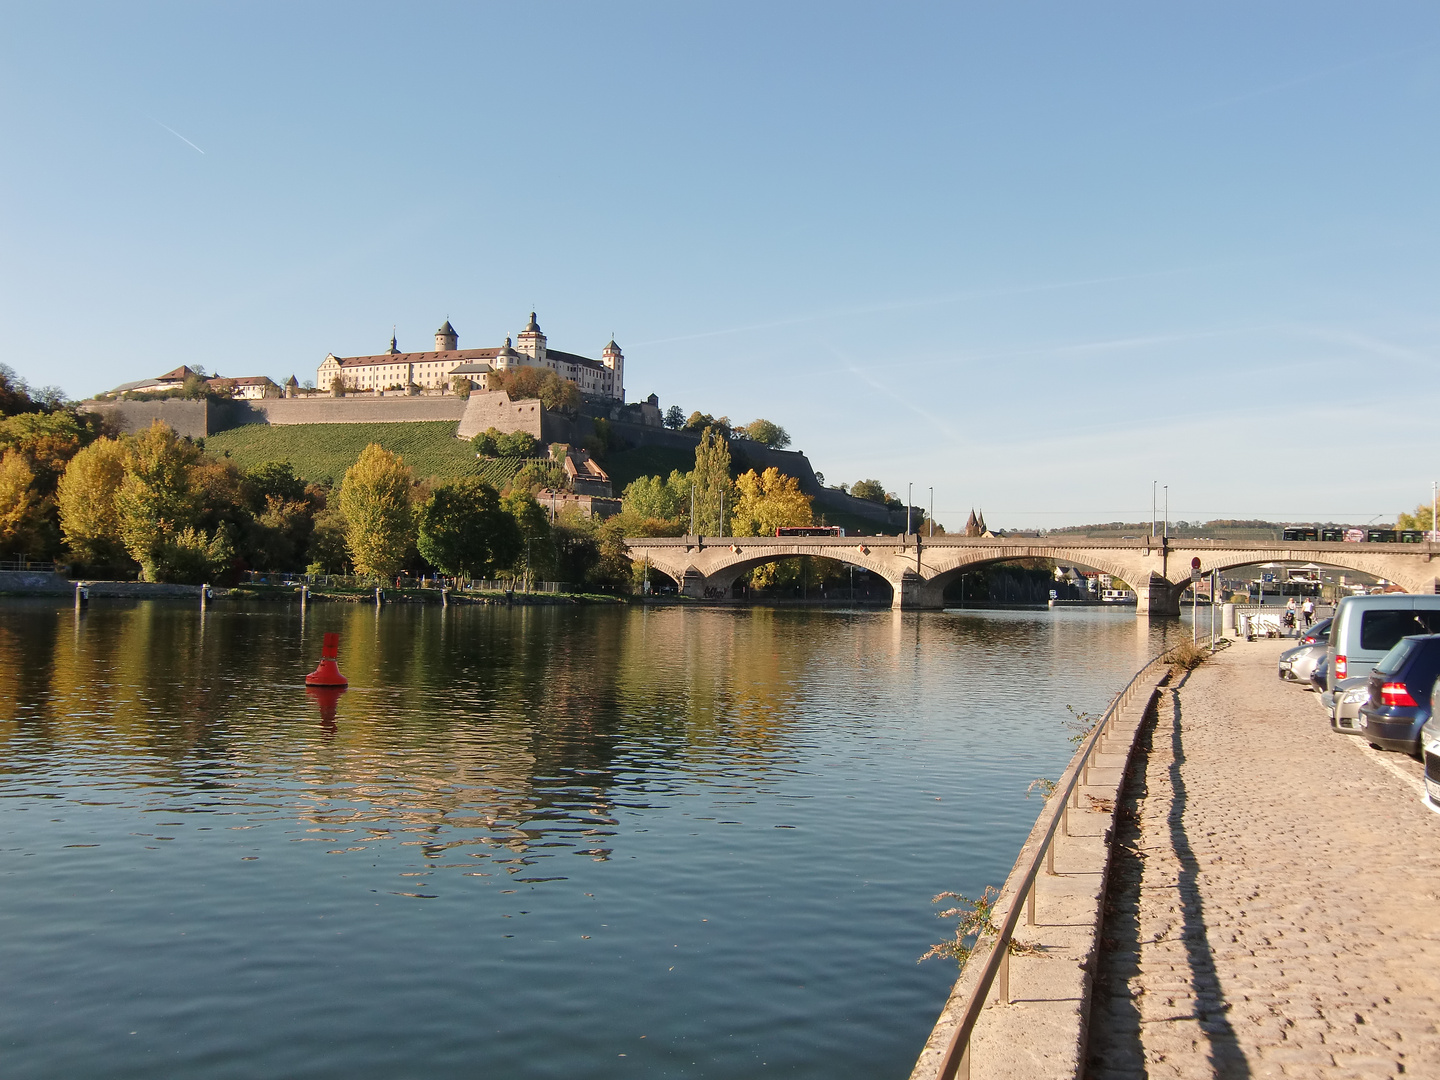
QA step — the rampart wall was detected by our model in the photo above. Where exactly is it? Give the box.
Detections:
[457,393,545,441]
[236,397,467,426]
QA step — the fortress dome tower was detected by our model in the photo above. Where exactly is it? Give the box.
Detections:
[434,319,457,352]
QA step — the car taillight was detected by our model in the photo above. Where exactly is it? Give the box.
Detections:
[1335,655,1347,678]
[1381,682,1418,707]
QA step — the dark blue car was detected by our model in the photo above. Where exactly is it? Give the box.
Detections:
[1356,634,1440,756]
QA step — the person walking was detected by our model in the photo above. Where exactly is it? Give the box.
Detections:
[1285,597,1299,636]
[1302,596,1315,628]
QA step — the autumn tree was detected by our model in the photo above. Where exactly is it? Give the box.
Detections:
[730,467,813,537]
[0,451,40,554]
[417,479,522,581]
[56,437,129,565]
[337,443,415,579]
[1398,503,1436,533]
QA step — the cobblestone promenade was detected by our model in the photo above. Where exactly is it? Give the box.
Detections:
[1086,639,1440,1079]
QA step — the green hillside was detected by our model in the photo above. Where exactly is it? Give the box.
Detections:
[204,422,527,488]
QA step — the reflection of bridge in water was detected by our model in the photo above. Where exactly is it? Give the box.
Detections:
[623,535,1440,615]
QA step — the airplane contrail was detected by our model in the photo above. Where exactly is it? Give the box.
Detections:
[149,116,205,155]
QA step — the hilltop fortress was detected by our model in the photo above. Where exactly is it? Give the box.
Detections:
[318,313,624,402]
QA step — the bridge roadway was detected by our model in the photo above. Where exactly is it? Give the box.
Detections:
[622,534,1440,614]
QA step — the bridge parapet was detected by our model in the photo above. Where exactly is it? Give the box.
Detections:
[620,535,1440,612]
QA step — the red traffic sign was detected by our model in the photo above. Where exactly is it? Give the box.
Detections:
[1191,557,1202,569]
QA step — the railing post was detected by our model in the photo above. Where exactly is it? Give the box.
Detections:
[958,1043,970,1080]
[1026,878,1036,925]
[998,944,1010,1004]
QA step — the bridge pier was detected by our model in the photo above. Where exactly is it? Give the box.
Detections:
[1135,575,1182,617]
[681,567,706,599]
[892,571,946,610]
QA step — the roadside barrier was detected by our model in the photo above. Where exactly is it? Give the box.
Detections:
[922,647,1177,1080]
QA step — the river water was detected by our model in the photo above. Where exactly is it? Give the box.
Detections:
[0,600,1194,1079]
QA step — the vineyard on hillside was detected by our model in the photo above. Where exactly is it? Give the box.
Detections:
[203,422,529,488]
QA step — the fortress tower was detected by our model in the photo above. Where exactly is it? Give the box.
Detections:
[517,312,547,364]
[434,319,457,352]
[601,338,624,402]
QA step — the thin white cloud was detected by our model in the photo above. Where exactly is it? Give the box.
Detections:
[148,116,205,155]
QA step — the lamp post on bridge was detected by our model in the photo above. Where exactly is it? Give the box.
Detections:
[907,483,912,536]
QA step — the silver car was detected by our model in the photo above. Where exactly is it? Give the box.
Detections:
[1278,641,1327,686]
[1330,676,1374,735]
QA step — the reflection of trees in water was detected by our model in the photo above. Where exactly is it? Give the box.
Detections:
[0,603,887,874]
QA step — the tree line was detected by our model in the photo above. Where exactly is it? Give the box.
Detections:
[0,363,825,592]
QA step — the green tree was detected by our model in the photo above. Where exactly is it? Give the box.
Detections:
[510,460,569,495]
[114,421,203,580]
[306,507,351,574]
[57,437,130,565]
[496,430,538,457]
[740,419,790,449]
[153,525,234,584]
[337,443,415,579]
[692,427,734,535]
[417,478,522,580]
[622,470,691,522]
[451,376,474,398]
[500,489,553,582]
[663,405,685,430]
[850,478,887,503]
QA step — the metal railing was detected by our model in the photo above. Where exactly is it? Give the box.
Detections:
[930,647,1176,1080]
[0,557,56,573]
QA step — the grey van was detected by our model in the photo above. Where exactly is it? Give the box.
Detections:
[1325,594,1440,733]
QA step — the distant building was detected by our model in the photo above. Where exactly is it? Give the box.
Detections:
[104,366,278,400]
[316,313,625,402]
[964,508,993,538]
[205,375,280,400]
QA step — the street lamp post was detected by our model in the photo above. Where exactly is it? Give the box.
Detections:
[907,483,913,536]
[929,487,933,537]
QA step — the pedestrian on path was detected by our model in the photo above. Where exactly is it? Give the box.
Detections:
[1302,596,1315,628]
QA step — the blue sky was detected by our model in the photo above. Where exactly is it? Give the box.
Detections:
[3,3,1438,528]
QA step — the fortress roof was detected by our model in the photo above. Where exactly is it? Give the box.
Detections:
[333,347,500,368]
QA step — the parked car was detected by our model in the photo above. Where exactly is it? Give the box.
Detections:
[1355,634,1440,755]
[1327,669,1375,735]
[1420,707,1440,807]
[1278,641,1327,685]
[1324,594,1440,702]
[1299,617,1332,646]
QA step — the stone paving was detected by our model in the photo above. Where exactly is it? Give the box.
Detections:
[1086,639,1440,1080]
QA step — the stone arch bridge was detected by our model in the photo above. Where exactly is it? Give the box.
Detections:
[623,534,1440,615]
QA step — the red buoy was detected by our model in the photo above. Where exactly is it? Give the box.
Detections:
[305,632,348,687]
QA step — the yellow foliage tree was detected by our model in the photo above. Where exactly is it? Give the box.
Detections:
[338,443,415,579]
[57,437,129,564]
[0,449,39,554]
[113,421,203,580]
[730,467,814,590]
[730,467,813,537]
